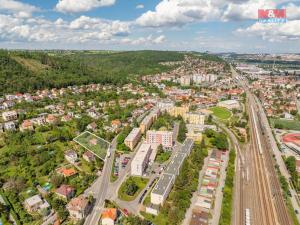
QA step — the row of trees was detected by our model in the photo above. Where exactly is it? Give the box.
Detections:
[219,149,236,225]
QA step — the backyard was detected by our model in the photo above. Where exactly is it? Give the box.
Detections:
[74,131,110,160]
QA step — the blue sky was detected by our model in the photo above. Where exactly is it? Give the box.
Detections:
[0,0,300,53]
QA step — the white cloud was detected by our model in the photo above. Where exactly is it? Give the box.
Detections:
[136,0,298,27]
[69,16,130,37]
[286,3,300,20]
[0,0,39,17]
[0,13,132,43]
[236,20,300,42]
[136,0,221,27]
[120,35,166,45]
[55,0,116,13]
[136,4,144,9]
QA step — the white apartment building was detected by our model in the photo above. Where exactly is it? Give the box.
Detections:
[131,143,152,176]
[2,110,17,122]
[180,75,191,86]
[124,128,141,150]
[146,130,174,148]
[217,99,240,110]
[157,100,174,112]
[151,173,175,205]
[183,112,205,125]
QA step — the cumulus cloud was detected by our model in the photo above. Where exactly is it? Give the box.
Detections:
[286,3,300,20]
[136,0,221,27]
[55,0,116,13]
[0,13,167,46]
[0,0,39,17]
[236,20,300,41]
[136,0,298,27]
[0,14,131,43]
[120,35,166,45]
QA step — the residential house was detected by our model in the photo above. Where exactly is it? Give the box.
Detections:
[65,150,78,164]
[4,121,16,131]
[61,115,72,122]
[67,195,91,221]
[83,151,96,163]
[20,120,34,132]
[111,119,121,129]
[57,168,77,177]
[31,117,46,126]
[101,208,117,225]
[2,111,17,122]
[55,185,75,200]
[46,114,57,124]
[87,122,97,131]
[3,101,15,108]
[24,195,50,213]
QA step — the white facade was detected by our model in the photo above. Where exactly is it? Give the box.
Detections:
[217,100,240,110]
[2,111,17,122]
[151,173,175,205]
[131,143,152,176]
[180,76,191,86]
[157,100,174,112]
[183,112,205,125]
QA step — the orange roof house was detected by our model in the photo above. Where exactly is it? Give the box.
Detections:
[101,208,117,225]
[57,168,77,177]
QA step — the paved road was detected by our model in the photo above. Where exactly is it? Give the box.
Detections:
[84,136,118,225]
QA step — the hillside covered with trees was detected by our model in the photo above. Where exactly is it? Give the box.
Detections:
[0,50,185,95]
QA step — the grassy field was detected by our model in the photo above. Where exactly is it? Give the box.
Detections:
[74,131,110,160]
[270,118,300,131]
[118,177,149,201]
[209,106,232,120]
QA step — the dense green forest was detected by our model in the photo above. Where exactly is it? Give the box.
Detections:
[0,50,185,95]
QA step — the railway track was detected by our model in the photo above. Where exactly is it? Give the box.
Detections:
[249,101,278,225]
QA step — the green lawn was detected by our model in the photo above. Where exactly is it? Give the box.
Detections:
[74,131,110,160]
[270,118,300,131]
[118,177,149,201]
[155,151,171,163]
[209,106,232,120]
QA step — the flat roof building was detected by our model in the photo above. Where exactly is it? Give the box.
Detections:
[151,173,175,205]
[150,139,194,208]
[217,100,240,110]
[183,112,205,125]
[146,130,174,148]
[124,128,141,150]
[131,143,152,176]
